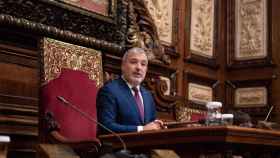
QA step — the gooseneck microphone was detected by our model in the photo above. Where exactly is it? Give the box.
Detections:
[56,96,127,151]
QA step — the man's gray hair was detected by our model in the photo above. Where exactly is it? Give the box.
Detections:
[122,47,147,62]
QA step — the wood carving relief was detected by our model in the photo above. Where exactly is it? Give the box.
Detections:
[145,76,178,115]
[227,0,271,68]
[184,71,219,109]
[226,80,271,116]
[144,0,173,45]
[188,83,213,105]
[235,87,267,108]
[0,0,124,45]
[159,76,171,96]
[126,0,171,64]
[185,0,218,67]
[190,0,214,58]
[0,0,172,65]
[235,0,267,60]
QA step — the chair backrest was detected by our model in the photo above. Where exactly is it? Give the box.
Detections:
[40,38,103,141]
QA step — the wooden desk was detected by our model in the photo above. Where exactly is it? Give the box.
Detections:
[99,126,280,158]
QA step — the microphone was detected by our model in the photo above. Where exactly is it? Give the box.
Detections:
[56,96,127,151]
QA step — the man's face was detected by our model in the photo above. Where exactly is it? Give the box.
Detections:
[121,52,148,86]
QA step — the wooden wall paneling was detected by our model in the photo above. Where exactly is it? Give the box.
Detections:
[0,28,39,156]
[183,71,220,110]
[216,0,227,106]
[0,0,279,157]
[163,0,180,59]
[0,15,122,55]
[103,53,178,86]
[103,53,179,121]
[174,70,220,122]
[227,0,273,68]
[184,0,219,68]
[145,74,181,121]
[0,0,125,45]
[39,0,117,23]
[271,0,280,123]
[225,79,272,121]
[171,0,186,96]
[225,0,275,123]
[143,0,180,58]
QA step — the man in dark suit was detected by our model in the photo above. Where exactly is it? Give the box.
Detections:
[97,47,164,133]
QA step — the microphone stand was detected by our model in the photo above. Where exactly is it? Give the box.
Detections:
[56,96,127,150]
[57,96,148,158]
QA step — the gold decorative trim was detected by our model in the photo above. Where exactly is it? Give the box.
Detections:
[176,106,206,122]
[42,38,103,88]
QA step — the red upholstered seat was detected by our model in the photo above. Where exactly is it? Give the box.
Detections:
[39,38,103,157]
[42,68,99,142]
[41,69,101,158]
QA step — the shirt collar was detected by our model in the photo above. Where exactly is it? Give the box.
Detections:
[121,75,140,90]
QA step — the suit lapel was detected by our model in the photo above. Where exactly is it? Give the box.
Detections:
[140,87,149,123]
[118,78,144,123]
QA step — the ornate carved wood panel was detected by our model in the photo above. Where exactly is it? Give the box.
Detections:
[226,79,272,117]
[184,71,219,109]
[0,0,123,45]
[227,0,272,68]
[185,0,219,68]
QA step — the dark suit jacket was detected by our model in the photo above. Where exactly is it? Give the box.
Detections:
[97,77,156,133]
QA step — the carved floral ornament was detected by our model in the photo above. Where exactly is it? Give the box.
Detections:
[144,0,173,45]
[42,38,103,88]
[190,0,215,58]
[235,0,267,60]
[126,0,171,65]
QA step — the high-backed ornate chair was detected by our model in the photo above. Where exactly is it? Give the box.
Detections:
[39,38,103,157]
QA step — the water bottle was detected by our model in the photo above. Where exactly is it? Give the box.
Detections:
[206,101,222,126]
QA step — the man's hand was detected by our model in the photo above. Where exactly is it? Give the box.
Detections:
[143,119,165,131]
